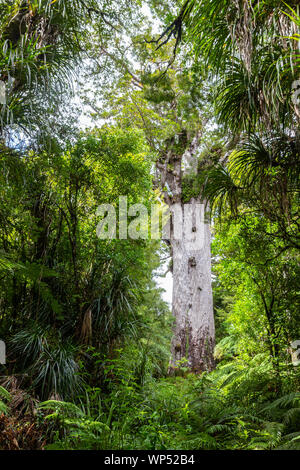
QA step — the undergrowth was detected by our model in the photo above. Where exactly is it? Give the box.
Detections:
[27,350,300,450]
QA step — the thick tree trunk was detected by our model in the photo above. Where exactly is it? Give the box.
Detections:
[169,198,215,373]
[156,132,215,374]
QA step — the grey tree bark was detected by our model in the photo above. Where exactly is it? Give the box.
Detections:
[169,197,215,372]
[156,133,215,373]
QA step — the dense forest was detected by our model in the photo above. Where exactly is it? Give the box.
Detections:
[0,0,299,451]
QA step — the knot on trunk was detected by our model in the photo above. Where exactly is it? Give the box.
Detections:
[188,256,197,268]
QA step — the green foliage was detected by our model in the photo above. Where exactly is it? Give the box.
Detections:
[0,125,160,400]
[181,174,202,203]
[0,386,11,414]
[0,0,88,129]
[38,351,300,450]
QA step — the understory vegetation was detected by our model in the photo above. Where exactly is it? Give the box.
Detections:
[1,348,300,450]
[0,0,299,451]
